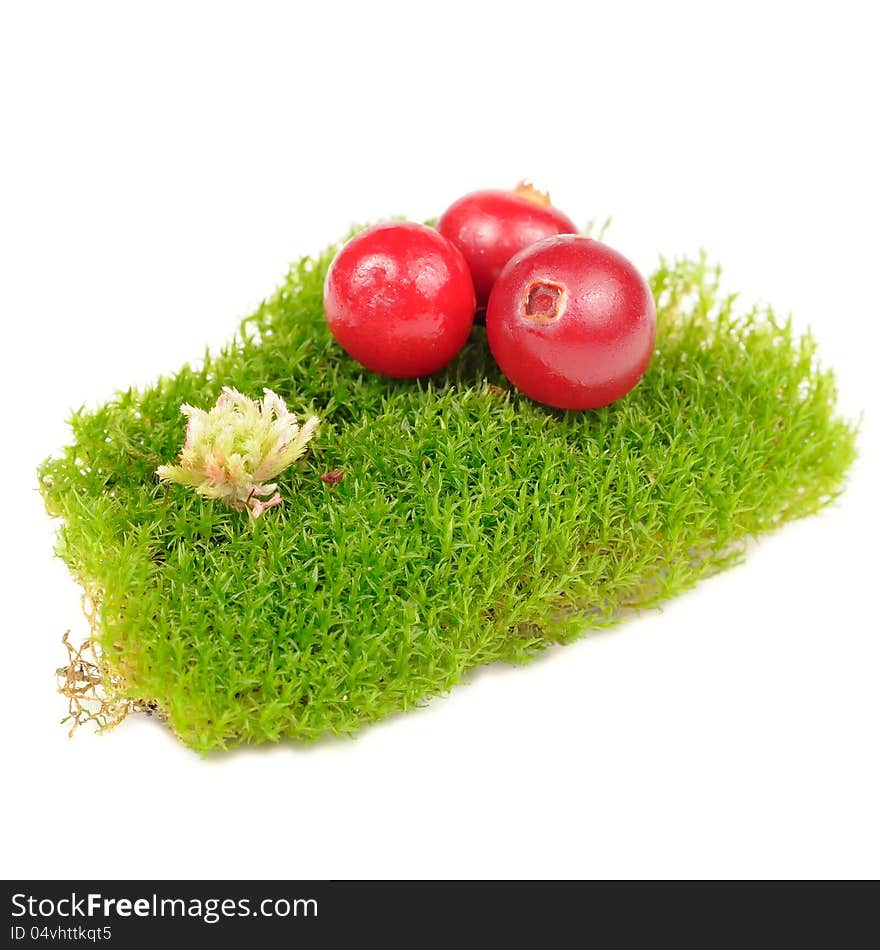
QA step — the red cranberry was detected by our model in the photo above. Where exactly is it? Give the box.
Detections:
[323,222,475,378]
[438,183,578,308]
[486,235,656,410]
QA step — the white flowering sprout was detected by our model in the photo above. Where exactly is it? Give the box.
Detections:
[157,387,319,518]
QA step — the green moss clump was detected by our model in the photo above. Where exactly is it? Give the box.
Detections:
[39,237,857,752]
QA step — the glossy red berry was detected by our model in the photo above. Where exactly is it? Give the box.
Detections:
[438,183,578,308]
[486,235,656,410]
[323,222,476,378]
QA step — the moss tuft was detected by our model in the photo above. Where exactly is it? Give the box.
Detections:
[39,236,857,752]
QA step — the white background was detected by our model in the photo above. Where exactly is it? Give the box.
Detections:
[2,1,878,880]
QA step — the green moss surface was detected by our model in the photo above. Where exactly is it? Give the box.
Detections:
[39,236,857,752]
